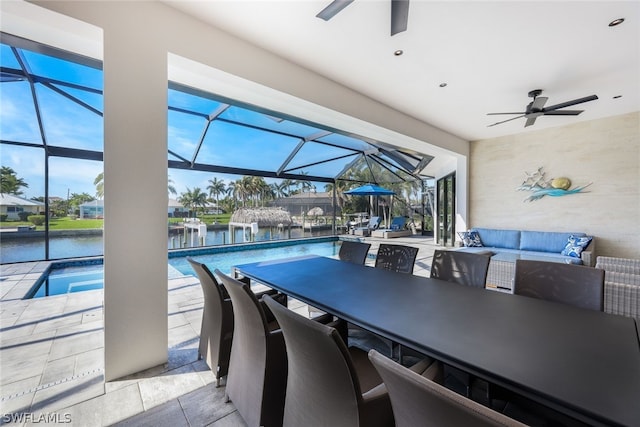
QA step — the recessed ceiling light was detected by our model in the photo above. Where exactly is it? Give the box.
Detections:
[609,18,625,27]
[439,83,447,88]
[394,49,403,56]
[613,95,622,99]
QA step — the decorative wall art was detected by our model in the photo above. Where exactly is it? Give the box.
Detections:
[517,167,592,202]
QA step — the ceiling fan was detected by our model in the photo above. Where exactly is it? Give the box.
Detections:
[316,0,410,36]
[487,89,598,128]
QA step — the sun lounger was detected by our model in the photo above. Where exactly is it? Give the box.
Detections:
[372,216,412,238]
[353,216,382,236]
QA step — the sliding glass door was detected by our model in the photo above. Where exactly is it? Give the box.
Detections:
[437,173,455,247]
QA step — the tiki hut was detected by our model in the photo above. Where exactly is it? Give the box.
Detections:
[228,207,293,243]
[230,207,293,227]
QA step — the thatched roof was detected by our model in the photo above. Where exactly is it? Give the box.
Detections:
[230,207,293,227]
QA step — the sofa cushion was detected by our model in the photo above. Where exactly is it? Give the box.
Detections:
[561,235,593,258]
[472,228,520,249]
[457,230,483,247]
[520,231,585,253]
[519,250,584,265]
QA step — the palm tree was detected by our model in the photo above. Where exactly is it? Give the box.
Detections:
[93,172,104,199]
[95,173,177,199]
[179,187,208,217]
[207,177,226,214]
[273,181,289,198]
[325,179,350,211]
[168,176,177,196]
[0,166,29,196]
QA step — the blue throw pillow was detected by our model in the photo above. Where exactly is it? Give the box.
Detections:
[561,235,593,258]
[458,230,483,247]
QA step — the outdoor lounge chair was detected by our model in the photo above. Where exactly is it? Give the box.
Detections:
[353,216,382,237]
[371,216,412,239]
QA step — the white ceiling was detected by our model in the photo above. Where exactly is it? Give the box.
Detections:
[164,0,640,142]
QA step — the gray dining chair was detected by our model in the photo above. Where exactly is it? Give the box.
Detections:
[216,270,287,427]
[309,240,371,336]
[339,240,372,265]
[368,350,527,427]
[263,294,395,427]
[513,259,605,311]
[186,257,234,387]
[375,243,419,274]
[491,259,606,410]
[430,249,492,288]
[356,243,419,358]
[429,249,492,397]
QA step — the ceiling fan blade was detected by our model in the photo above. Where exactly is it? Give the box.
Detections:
[487,112,526,115]
[316,0,354,20]
[391,0,409,35]
[488,115,525,127]
[543,95,598,112]
[524,116,537,127]
[542,110,584,116]
[530,96,548,110]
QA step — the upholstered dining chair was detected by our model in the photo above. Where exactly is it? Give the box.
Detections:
[374,243,419,274]
[263,294,395,427]
[368,350,527,427]
[309,240,371,332]
[430,249,492,288]
[216,270,287,427]
[339,240,372,265]
[368,243,419,358]
[186,257,234,387]
[429,250,492,397]
[513,259,605,311]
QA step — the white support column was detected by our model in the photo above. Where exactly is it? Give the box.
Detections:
[102,20,168,381]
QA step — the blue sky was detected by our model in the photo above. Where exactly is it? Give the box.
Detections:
[0,42,340,201]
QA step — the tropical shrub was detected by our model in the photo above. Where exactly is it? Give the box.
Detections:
[28,215,46,226]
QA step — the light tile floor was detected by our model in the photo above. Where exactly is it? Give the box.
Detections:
[0,236,441,426]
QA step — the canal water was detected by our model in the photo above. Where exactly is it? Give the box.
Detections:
[0,227,335,264]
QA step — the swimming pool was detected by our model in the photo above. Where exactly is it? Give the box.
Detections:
[27,238,341,298]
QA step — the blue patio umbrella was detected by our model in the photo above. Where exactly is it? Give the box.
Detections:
[344,184,395,196]
[344,184,395,227]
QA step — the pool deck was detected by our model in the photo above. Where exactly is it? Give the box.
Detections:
[0,235,441,426]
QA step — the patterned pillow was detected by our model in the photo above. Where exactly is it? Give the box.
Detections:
[457,230,483,247]
[561,235,593,258]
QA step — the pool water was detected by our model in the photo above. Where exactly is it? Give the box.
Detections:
[31,266,104,298]
[170,240,340,276]
[29,240,340,298]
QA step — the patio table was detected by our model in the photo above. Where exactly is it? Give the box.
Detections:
[234,255,640,427]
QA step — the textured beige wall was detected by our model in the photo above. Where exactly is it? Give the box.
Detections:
[470,112,639,259]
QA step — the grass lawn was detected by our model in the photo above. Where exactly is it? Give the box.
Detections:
[2,214,233,231]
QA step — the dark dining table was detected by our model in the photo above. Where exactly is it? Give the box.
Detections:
[234,255,640,427]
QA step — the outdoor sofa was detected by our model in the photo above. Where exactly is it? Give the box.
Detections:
[456,227,595,266]
[456,227,595,292]
[595,256,640,320]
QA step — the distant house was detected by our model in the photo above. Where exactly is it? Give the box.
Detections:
[0,194,45,219]
[79,199,104,219]
[271,191,340,217]
[168,199,188,218]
